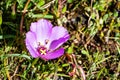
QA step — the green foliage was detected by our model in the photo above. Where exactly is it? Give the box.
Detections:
[0,0,120,79]
[0,10,2,26]
[67,0,73,3]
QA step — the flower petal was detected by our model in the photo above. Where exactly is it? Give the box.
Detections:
[30,22,37,32]
[36,19,53,45]
[25,31,39,58]
[50,35,69,50]
[41,48,64,60]
[26,43,38,58]
[50,26,69,41]
[46,26,69,50]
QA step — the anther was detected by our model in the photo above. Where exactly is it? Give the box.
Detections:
[38,47,47,55]
[40,49,46,55]
[45,39,49,44]
[38,42,41,46]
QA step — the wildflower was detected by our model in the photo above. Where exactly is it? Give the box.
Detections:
[25,19,69,60]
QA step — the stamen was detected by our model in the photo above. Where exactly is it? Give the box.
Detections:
[38,47,47,55]
[45,39,49,44]
[38,42,41,46]
[40,49,46,55]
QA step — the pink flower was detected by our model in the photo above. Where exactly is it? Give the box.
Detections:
[25,19,69,60]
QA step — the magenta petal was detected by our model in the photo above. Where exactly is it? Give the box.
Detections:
[25,42,39,58]
[25,32,39,58]
[50,26,69,41]
[36,19,53,45]
[50,35,70,50]
[42,48,64,60]
[30,22,37,32]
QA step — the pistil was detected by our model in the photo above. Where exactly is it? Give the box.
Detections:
[38,46,47,55]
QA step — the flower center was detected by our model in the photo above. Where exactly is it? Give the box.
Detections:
[37,39,49,55]
[38,47,47,55]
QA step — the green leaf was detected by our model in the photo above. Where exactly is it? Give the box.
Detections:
[81,49,89,56]
[3,35,15,39]
[62,63,69,67]
[0,10,2,26]
[0,35,3,39]
[17,0,26,9]
[67,0,73,3]
[0,35,15,39]
[113,11,118,18]
[91,12,96,19]
[4,54,31,60]
[97,67,105,79]
[32,58,39,67]
[103,14,109,22]
[62,5,67,13]
[38,0,45,7]
[29,13,53,19]
[67,44,74,54]
[98,5,105,11]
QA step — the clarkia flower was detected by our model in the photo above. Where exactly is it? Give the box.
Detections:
[25,19,70,60]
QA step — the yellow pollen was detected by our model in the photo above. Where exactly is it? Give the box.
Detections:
[40,49,46,55]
